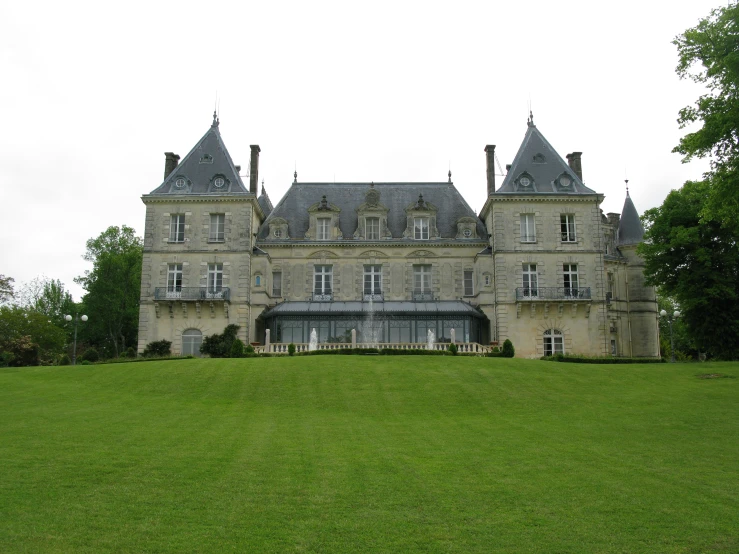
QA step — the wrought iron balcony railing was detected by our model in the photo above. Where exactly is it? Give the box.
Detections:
[313,292,333,301]
[413,291,434,301]
[154,287,230,301]
[515,287,591,301]
[363,293,384,301]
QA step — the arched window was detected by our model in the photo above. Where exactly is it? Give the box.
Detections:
[543,329,564,356]
[182,329,203,356]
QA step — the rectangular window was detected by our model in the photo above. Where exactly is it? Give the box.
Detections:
[561,214,576,242]
[414,265,432,293]
[169,214,185,242]
[364,265,382,295]
[272,272,282,297]
[520,214,536,242]
[607,272,615,295]
[414,217,429,240]
[317,218,330,240]
[522,263,538,297]
[611,339,617,356]
[464,270,474,296]
[544,332,564,356]
[563,264,579,297]
[167,264,183,297]
[366,217,380,240]
[314,265,333,298]
[209,213,225,242]
[208,263,223,292]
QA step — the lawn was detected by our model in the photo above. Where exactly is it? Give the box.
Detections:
[1,357,737,553]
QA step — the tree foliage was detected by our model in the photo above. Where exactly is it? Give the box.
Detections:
[0,305,67,365]
[201,324,241,358]
[639,181,739,359]
[673,3,739,230]
[0,274,14,304]
[15,277,76,328]
[75,226,143,358]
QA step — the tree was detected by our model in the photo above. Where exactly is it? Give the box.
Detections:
[15,276,76,327]
[0,305,67,365]
[656,295,694,360]
[639,180,739,359]
[673,3,739,230]
[0,274,14,304]
[75,226,143,358]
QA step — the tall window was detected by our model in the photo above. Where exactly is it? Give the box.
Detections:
[544,329,564,356]
[563,264,579,297]
[272,271,282,297]
[314,265,333,299]
[366,217,380,240]
[364,265,382,296]
[317,218,330,240]
[210,214,225,242]
[208,263,223,292]
[182,329,203,356]
[464,270,474,296]
[607,272,615,295]
[522,263,538,297]
[169,214,185,242]
[167,264,183,297]
[414,217,429,240]
[561,214,576,242]
[414,265,432,293]
[520,214,535,242]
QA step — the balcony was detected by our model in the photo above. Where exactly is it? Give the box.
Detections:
[313,292,333,302]
[515,287,591,301]
[413,291,434,301]
[363,293,384,302]
[154,287,231,301]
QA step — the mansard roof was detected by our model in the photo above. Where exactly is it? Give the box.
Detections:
[617,192,645,245]
[494,122,597,195]
[148,117,249,195]
[257,182,486,240]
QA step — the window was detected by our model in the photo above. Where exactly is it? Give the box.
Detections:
[214,177,225,188]
[366,217,380,240]
[485,275,491,286]
[544,329,564,356]
[167,263,183,297]
[210,214,225,242]
[464,270,474,296]
[255,275,261,286]
[522,263,538,297]
[561,214,576,242]
[414,217,429,240]
[607,272,615,295]
[182,329,203,356]
[520,214,535,242]
[314,265,333,299]
[169,214,185,242]
[563,264,579,297]
[317,218,330,240]
[272,272,282,297]
[364,265,382,296]
[611,339,617,356]
[175,177,186,189]
[208,263,223,293]
[414,265,432,293]
[273,228,282,238]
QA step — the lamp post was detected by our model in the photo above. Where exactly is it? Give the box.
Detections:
[64,314,88,365]
[659,309,681,363]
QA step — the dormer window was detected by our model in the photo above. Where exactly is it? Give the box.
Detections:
[175,177,186,189]
[404,194,438,239]
[414,217,429,240]
[366,217,380,240]
[214,177,225,188]
[518,175,532,188]
[200,154,213,164]
[556,173,574,191]
[317,218,331,240]
[307,196,341,241]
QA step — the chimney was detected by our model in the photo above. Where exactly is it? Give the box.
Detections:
[484,145,496,195]
[607,212,621,227]
[164,152,180,180]
[566,152,583,180]
[234,165,241,174]
[249,145,260,194]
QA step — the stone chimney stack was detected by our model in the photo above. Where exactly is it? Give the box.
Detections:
[566,152,583,180]
[164,152,180,180]
[249,145,260,194]
[607,212,621,227]
[484,145,496,195]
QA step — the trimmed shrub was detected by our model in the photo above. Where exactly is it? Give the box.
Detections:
[142,340,172,358]
[245,344,255,354]
[288,343,296,356]
[200,324,240,358]
[126,347,136,358]
[80,360,91,365]
[230,339,245,358]
[58,354,71,366]
[0,351,15,367]
[80,348,99,363]
[502,339,515,358]
[542,355,666,364]
[448,343,458,355]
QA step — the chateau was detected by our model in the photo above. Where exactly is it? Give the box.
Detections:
[137,114,659,358]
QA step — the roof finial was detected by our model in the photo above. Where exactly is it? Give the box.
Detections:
[625,179,629,196]
[448,169,452,183]
[527,109,534,127]
[261,178,265,195]
[212,110,219,128]
[293,169,297,184]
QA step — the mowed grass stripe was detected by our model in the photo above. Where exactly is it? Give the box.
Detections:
[1,358,737,553]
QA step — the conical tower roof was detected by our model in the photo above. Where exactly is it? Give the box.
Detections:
[617,192,645,245]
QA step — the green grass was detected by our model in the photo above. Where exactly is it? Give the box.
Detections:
[1,358,738,553]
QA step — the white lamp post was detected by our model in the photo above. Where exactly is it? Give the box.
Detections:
[659,309,681,363]
[64,314,88,365]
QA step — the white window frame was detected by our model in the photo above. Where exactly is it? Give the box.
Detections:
[463,270,474,296]
[414,265,432,293]
[169,214,185,242]
[561,214,576,242]
[317,218,331,241]
[563,264,579,297]
[414,217,429,240]
[272,271,282,297]
[544,329,564,356]
[209,213,225,242]
[522,263,538,298]
[314,265,333,296]
[365,217,380,240]
[520,213,536,242]
[167,263,183,298]
[364,265,382,296]
[207,263,223,295]
[182,329,203,356]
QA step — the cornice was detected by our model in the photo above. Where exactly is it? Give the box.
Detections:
[141,194,255,204]
[255,239,488,249]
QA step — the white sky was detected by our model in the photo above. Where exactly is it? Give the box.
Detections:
[1,0,716,301]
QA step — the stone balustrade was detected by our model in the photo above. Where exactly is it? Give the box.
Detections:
[254,342,491,355]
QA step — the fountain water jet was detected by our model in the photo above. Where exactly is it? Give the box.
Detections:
[309,328,318,351]
[427,329,435,350]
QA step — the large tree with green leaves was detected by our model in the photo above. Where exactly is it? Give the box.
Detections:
[673,2,739,230]
[0,274,14,304]
[640,180,739,359]
[0,305,67,365]
[75,226,143,358]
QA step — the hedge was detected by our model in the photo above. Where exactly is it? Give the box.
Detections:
[542,354,666,364]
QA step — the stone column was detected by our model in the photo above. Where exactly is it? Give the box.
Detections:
[451,328,456,344]
[265,329,270,352]
[351,329,357,347]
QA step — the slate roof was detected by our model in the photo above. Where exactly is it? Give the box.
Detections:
[495,122,597,195]
[257,182,486,241]
[260,300,486,318]
[147,118,249,195]
[258,185,273,216]
[617,192,645,245]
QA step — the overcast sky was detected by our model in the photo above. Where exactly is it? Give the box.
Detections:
[1,0,717,301]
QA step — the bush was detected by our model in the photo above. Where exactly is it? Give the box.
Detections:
[200,324,240,358]
[3,336,40,367]
[448,343,458,355]
[80,360,91,365]
[126,347,136,358]
[502,339,515,358]
[58,354,71,366]
[542,355,666,364]
[0,351,15,367]
[245,344,255,354]
[142,340,172,358]
[80,348,100,363]
[288,343,296,356]
[230,339,245,358]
